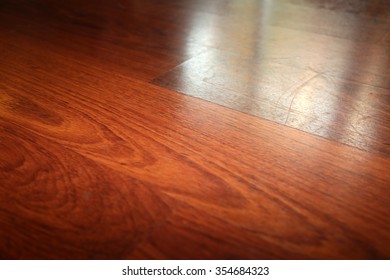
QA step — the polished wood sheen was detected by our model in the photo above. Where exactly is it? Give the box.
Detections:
[153,1,390,154]
[0,0,389,259]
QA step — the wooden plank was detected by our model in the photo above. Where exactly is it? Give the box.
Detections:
[1,36,389,259]
[153,49,390,154]
[0,0,389,259]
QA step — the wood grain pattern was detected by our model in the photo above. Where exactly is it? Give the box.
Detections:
[0,0,389,259]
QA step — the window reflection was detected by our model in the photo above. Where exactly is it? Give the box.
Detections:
[175,0,390,152]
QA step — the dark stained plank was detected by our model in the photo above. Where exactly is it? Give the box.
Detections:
[0,0,207,81]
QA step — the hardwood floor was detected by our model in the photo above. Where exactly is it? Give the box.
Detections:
[0,0,389,259]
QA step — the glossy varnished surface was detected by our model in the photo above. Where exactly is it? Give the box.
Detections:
[0,0,390,259]
[153,0,390,153]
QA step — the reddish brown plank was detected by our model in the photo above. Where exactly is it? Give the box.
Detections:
[0,0,389,260]
[1,36,390,258]
[0,0,207,81]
